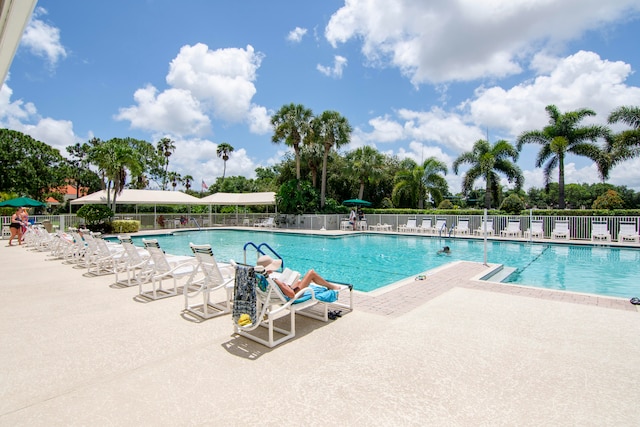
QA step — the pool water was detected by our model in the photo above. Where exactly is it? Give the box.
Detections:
[125,230,640,298]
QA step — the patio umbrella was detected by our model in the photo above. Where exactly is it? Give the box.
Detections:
[342,198,372,207]
[0,197,46,208]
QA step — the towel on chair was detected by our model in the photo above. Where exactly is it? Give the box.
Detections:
[233,264,257,327]
[292,284,338,304]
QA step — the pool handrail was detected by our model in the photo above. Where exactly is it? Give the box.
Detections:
[243,241,284,269]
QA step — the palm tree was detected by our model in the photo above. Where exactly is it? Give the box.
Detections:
[392,157,448,208]
[347,146,386,200]
[598,105,640,180]
[300,140,324,188]
[157,137,176,190]
[517,105,609,209]
[216,142,234,180]
[88,138,142,211]
[271,103,313,181]
[312,110,352,208]
[421,157,449,207]
[182,174,194,192]
[167,172,181,191]
[453,139,523,209]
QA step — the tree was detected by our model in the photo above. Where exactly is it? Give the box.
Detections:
[517,105,609,209]
[312,110,352,208]
[88,138,144,210]
[182,175,194,192]
[453,139,523,209]
[300,140,324,188]
[592,189,625,210]
[392,157,448,209]
[156,137,176,190]
[216,142,234,180]
[599,105,640,180]
[271,103,314,181]
[421,157,449,208]
[167,171,181,191]
[0,129,67,199]
[346,146,386,200]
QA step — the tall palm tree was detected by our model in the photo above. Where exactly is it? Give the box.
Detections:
[598,105,640,180]
[167,172,181,191]
[182,174,194,192]
[216,142,234,180]
[271,103,313,181]
[347,146,386,200]
[421,157,449,207]
[157,137,176,190]
[453,139,523,209]
[300,140,324,188]
[517,104,609,209]
[312,110,352,208]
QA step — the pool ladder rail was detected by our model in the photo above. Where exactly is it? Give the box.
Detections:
[243,241,284,269]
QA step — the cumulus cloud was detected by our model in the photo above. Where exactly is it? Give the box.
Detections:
[325,0,640,84]
[116,43,269,137]
[20,7,67,68]
[287,27,308,43]
[317,55,348,78]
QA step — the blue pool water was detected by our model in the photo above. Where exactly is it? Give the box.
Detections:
[124,230,640,298]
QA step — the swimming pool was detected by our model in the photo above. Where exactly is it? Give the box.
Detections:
[124,230,640,298]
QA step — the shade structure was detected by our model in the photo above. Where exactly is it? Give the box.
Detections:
[343,198,372,207]
[70,189,203,205]
[200,192,276,206]
[0,196,46,207]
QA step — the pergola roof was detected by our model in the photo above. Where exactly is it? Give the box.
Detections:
[200,192,276,205]
[70,189,203,205]
[0,0,37,85]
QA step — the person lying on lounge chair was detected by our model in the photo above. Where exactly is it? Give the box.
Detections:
[256,255,341,299]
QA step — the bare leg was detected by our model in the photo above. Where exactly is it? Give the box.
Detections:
[9,228,18,246]
[298,269,339,290]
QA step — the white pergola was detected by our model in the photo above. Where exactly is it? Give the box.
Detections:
[70,189,203,206]
[199,192,276,206]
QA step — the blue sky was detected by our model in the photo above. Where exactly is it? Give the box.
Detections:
[2,0,640,192]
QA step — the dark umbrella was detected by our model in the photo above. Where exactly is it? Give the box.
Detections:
[0,197,47,208]
[342,198,372,207]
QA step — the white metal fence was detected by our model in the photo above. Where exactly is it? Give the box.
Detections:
[2,213,639,242]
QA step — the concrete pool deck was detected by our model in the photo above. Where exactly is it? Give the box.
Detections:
[1,236,639,426]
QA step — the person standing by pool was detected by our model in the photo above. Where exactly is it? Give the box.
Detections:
[8,207,24,246]
[349,208,357,230]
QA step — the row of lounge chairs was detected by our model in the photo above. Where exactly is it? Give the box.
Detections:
[394,218,640,242]
[21,224,352,348]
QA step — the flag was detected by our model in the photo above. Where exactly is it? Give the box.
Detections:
[201,179,208,190]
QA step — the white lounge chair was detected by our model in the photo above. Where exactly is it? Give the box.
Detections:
[417,218,432,233]
[398,218,418,232]
[139,239,196,300]
[474,220,494,236]
[551,220,570,240]
[231,262,352,348]
[183,243,235,319]
[254,217,276,228]
[114,236,154,287]
[87,237,126,276]
[524,220,544,239]
[453,219,470,235]
[500,219,522,238]
[618,222,639,243]
[591,221,611,242]
[433,218,447,235]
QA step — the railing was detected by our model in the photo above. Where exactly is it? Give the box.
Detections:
[3,213,639,242]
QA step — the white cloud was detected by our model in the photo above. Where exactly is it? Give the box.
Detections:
[317,55,348,78]
[20,7,67,68]
[325,0,640,84]
[116,43,268,137]
[287,27,308,43]
[115,85,211,136]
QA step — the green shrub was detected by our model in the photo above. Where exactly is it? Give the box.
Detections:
[77,204,114,225]
[437,199,454,209]
[592,190,625,210]
[111,220,140,233]
[500,194,525,214]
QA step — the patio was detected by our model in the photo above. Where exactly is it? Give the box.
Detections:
[1,241,638,425]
